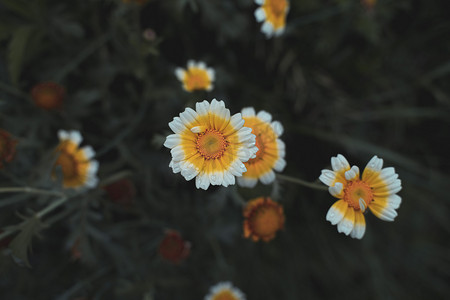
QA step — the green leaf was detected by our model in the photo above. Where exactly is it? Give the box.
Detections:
[7,25,34,85]
[9,215,46,268]
[0,0,34,19]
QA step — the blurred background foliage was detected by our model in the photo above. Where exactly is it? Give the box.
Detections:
[0,0,449,299]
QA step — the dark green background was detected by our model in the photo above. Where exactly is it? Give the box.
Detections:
[1,0,449,299]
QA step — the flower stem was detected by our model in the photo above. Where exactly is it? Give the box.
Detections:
[276,174,328,191]
[36,196,68,219]
[0,186,63,197]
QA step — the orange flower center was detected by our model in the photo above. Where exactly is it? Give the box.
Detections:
[269,0,288,16]
[185,68,210,91]
[249,204,283,238]
[343,180,373,211]
[55,151,78,179]
[211,290,238,300]
[196,129,228,159]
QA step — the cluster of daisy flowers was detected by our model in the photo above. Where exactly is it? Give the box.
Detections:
[164,99,402,240]
[164,99,286,190]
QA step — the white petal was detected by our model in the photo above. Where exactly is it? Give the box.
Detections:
[85,176,98,188]
[195,100,210,116]
[237,127,254,141]
[350,217,366,240]
[241,107,256,117]
[359,198,366,212]
[271,121,283,136]
[228,113,245,132]
[337,214,354,235]
[331,154,350,172]
[261,22,274,38]
[87,160,99,175]
[180,163,199,181]
[319,169,336,186]
[207,68,215,81]
[57,130,69,141]
[273,157,286,172]
[170,146,185,161]
[69,130,83,146]
[229,160,246,176]
[254,7,266,22]
[175,68,185,80]
[370,204,398,221]
[164,134,181,149]
[381,179,402,195]
[179,107,198,125]
[256,110,272,123]
[379,167,399,184]
[326,201,347,225]
[344,165,360,181]
[254,0,265,5]
[195,172,210,190]
[209,172,223,186]
[222,171,235,187]
[366,155,383,172]
[260,170,275,184]
[328,182,343,197]
[197,61,206,69]
[169,160,181,173]
[387,194,402,210]
[190,126,206,134]
[168,117,186,134]
[187,60,195,69]
[209,98,222,114]
[237,176,257,188]
[82,146,95,159]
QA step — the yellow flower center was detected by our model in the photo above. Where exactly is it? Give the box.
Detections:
[343,180,373,211]
[185,68,210,91]
[249,205,283,238]
[211,290,238,300]
[55,151,78,179]
[269,0,288,16]
[196,129,228,159]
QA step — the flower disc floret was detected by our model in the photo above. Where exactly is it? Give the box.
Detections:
[254,0,290,38]
[319,154,402,239]
[53,130,99,189]
[243,197,285,242]
[237,107,286,188]
[175,60,215,92]
[164,99,258,190]
[204,282,246,300]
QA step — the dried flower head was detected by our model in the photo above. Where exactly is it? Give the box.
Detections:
[103,178,136,206]
[164,99,258,190]
[30,81,65,110]
[204,282,246,300]
[237,108,286,188]
[158,230,191,263]
[53,130,99,189]
[319,154,402,239]
[0,230,13,249]
[243,197,285,242]
[254,0,290,38]
[0,129,18,168]
[175,60,215,92]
